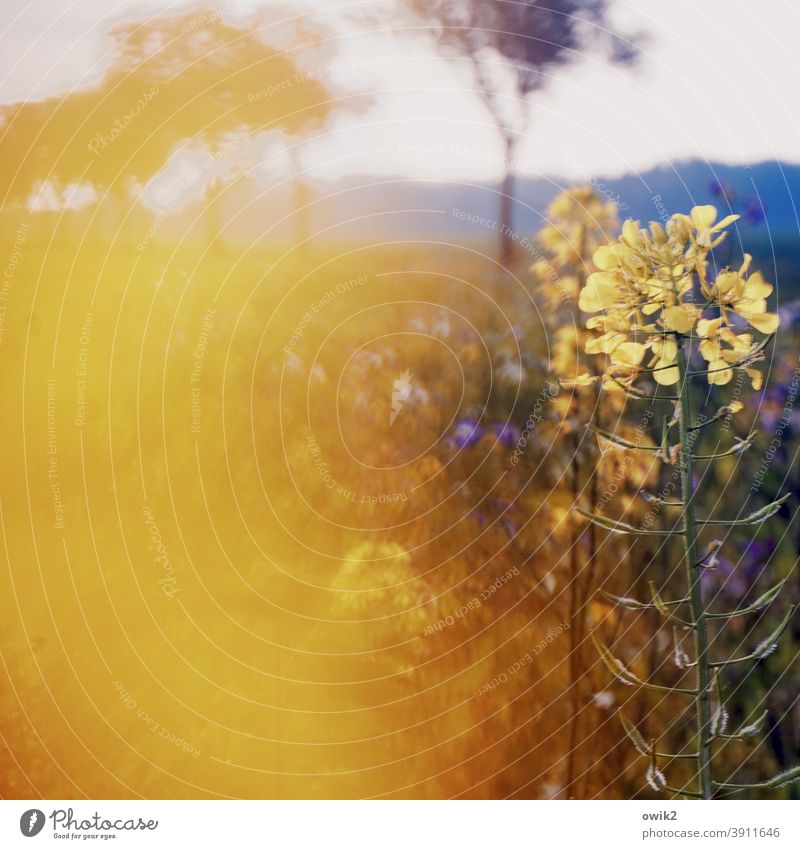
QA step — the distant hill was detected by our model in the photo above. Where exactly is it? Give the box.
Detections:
[233,158,800,293]
[300,159,800,239]
[39,158,797,292]
[157,160,800,246]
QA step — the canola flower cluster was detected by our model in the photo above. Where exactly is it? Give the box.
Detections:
[566,206,779,391]
[535,184,618,298]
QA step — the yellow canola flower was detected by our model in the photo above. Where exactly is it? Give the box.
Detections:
[705,358,734,386]
[747,368,764,391]
[710,254,779,334]
[585,332,626,355]
[586,313,633,333]
[578,272,625,312]
[661,304,698,334]
[648,337,679,386]
[674,205,740,248]
[560,372,600,388]
[610,341,646,367]
[575,205,779,392]
[536,185,618,275]
[593,244,623,270]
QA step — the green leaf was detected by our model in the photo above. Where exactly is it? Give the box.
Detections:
[706,579,786,619]
[743,493,792,524]
[716,762,800,791]
[591,634,641,686]
[649,582,692,627]
[695,432,756,460]
[601,590,688,611]
[736,710,767,739]
[701,494,791,527]
[712,605,798,667]
[645,763,667,792]
[619,713,649,756]
[753,605,796,660]
[768,764,800,788]
[650,582,670,616]
[590,424,657,451]
[577,508,671,536]
[601,592,649,610]
[711,703,729,737]
[673,627,691,670]
[591,633,697,695]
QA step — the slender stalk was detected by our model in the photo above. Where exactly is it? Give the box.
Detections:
[565,222,590,800]
[565,429,582,799]
[676,337,713,799]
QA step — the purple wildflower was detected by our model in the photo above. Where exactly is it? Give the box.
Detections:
[453,418,484,448]
[494,422,521,448]
[701,556,748,603]
[741,538,776,584]
[709,180,736,206]
[742,196,765,226]
[778,300,800,329]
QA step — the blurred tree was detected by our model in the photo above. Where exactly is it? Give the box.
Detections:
[0,8,339,243]
[406,0,637,264]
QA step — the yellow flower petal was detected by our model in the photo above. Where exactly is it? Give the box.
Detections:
[661,305,696,334]
[745,271,773,299]
[738,254,752,276]
[611,342,645,366]
[707,359,733,386]
[652,338,678,362]
[699,338,721,362]
[585,332,626,355]
[746,368,763,390]
[560,373,600,388]
[578,274,621,313]
[593,245,622,270]
[697,317,723,338]
[621,220,643,247]
[653,363,679,385]
[712,213,739,232]
[602,377,626,393]
[745,311,779,334]
[715,271,741,299]
[719,328,752,350]
[691,205,718,230]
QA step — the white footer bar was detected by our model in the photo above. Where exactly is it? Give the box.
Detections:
[1,800,796,848]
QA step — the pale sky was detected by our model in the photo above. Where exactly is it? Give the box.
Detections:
[2,0,800,188]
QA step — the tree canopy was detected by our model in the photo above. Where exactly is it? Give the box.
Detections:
[0,9,335,205]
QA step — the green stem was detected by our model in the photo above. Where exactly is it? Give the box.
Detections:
[676,337,713,799]
[565,430,581,799]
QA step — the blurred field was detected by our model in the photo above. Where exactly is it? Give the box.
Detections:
[0,210,590,798]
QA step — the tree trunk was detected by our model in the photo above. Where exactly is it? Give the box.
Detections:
[498,134,516,265]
